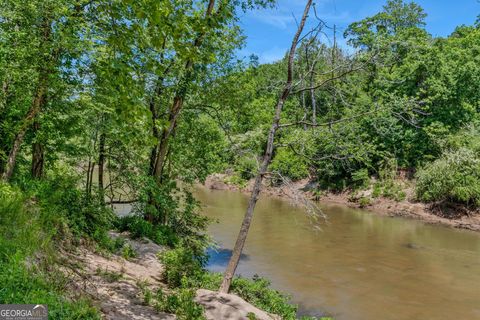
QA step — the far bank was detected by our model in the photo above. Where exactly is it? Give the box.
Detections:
[204,174,480,232]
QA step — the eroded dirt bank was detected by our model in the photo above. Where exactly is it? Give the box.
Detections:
[205,174,480,232]
[63,232,279,320]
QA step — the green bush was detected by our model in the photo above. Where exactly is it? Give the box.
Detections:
[381,181,407,201]
[0,184,40,260]
[19,171,115,243]
[416,148,480,206]
[351,168,370,189]
[159,247,205,287]
[116,215,179,247]
[235,154,258,180]
[270,148,309,181]
[136,181,211,255]
[230,276,298,319]
[155,288,206,320]
[358,196,372,207]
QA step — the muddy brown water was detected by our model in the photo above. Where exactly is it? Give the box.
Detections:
[193,185,480,320]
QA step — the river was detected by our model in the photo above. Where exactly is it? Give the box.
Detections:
[193,185,480,320]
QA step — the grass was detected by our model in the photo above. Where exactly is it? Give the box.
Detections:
[0,181,102,319]
[95,267,124,283]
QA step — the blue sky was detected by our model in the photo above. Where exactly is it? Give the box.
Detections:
[237,0,480,63]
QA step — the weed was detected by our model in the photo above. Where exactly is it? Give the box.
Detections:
[95,268,123,283]
[121,244,137,260]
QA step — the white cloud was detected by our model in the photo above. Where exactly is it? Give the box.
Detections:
[248,0,352,30]
[250,11,295,29]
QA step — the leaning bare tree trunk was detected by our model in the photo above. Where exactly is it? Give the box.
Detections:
[310,77,317,125]
[31,119,45,179]
[219,0,313,293]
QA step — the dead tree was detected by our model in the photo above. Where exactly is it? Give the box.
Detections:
[219,0,314,294]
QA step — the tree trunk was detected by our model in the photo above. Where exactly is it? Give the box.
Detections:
[86,160,92,195]
[310,81,317,125]
[1,16,51,182]
[0,80,10,175]
[88,162,95,197]
[2,82,47,182]
[151,0,216,183]
[148,80,164,176]
[219,0,313,293]
[98,132,106,202]
[31,119,45,179]
[153,96,182,181]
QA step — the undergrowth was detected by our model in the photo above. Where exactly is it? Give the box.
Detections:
[0,181,102,318]
[158,246,320,320]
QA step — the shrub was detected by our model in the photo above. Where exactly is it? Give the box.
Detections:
[135,181,211,255]
[116,215,179,247]
[235,154,258,180]
[21,172,115,243]
[416,148,480,206]
[270,148,309,181]
[160,247,205,287]
[351,168,370,189]
[358,196,371,207]
[155,288,206,320]
[230,275,298,319]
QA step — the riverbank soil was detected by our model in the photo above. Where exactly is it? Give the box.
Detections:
[205,174,480,232]
[63,232,176,320]
[62,231,279,320]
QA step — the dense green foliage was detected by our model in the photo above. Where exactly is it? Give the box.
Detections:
[416,148,480,206]
[414,124,480,211]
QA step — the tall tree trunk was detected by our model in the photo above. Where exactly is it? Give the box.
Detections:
[88,161,95,197]
[98,132,106,202]
[86,160,92,195]
[0,80,8,111]
[152,96,182,181]
[0,80,10,175]
[151,0,216,183]
[219,0,313,293]
[31,119,45,179]
[2,81,47,181]
[1,16,51,182]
